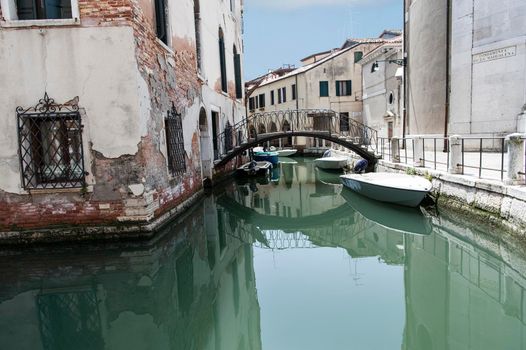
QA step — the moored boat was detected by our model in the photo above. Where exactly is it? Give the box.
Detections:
[254,151,279,165]
[340,172,432,207]
[275,149,298,157]
[314,156,348,170]
[237,161,272,176]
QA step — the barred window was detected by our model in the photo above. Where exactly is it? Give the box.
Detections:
[165,105,186,175]
[17,93,86,190]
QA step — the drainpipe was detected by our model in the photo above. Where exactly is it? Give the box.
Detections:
[443,0,452,152]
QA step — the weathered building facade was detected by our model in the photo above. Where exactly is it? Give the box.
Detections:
[405,0,526,138]
[360,38,404,139]
[0,0,245,240]
[245,39,385,148]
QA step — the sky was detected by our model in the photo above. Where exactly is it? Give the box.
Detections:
[243,0,403,80]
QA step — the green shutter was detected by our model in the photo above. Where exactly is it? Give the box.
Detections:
[354,51,363,63]
[346,80,352,95]
[320,81,329,97]
[234,53,242,98]
[336,81,341,97]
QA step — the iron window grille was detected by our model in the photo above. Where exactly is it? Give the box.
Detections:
[165,104,187,175]
[17,93,86,190]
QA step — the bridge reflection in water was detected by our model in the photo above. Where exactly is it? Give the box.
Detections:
[0,159,525,349]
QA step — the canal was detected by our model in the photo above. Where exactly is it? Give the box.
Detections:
[0,158,525,349]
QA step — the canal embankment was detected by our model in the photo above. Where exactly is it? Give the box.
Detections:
[329,148,526,237]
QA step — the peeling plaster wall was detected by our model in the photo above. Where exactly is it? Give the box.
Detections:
[0,26,147,194]
[0,0,246,236]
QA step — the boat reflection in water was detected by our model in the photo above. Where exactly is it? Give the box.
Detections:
[0,158,525,349]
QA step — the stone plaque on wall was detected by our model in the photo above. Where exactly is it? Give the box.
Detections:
[473,46,517,64]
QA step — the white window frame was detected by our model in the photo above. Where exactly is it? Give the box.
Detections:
[1,0,80,27]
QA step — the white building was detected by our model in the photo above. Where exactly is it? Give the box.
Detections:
[405,0,526,139]
[359,37,404,139]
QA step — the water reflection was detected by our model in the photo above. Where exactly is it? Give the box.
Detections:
[0,159,525,349]
[0,197,262,350]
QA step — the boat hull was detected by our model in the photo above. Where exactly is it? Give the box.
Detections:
[340,173,431,207]
[237,161,272,176]
[276,149,297,157]
[314,157,348,170]
[254,152,279,165]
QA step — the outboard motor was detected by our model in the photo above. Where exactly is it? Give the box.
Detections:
[322,149,331,158]
[353,159,368,173]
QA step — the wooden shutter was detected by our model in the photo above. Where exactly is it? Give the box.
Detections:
[219,36,227,92]
[16,0,37,19]
[346,80,352,95]
[234,53,242,98]
[155,0,167,44]
[336,81,341,96]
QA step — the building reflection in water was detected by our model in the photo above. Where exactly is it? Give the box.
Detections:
[0,158,525,349]
[0,196,262,350]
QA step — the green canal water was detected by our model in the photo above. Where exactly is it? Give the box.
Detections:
[0,158,525,349]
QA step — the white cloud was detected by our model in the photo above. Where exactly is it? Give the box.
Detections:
[247,0,396,10]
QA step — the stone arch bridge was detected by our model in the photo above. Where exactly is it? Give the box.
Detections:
[214,109,379,167]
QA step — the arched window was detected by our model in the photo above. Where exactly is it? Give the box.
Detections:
[218,28,227,93]
[194,0,202,71]
[233,45,242,99]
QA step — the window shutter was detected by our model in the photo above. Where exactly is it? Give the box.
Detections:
[219,35,227,92]
[16,0,37,20]
[336,81,341,97]
[234,53,242,98]
[155,0,167,44]
[282,88,286,102]
[346,80,352,95]
[354,51,363,63]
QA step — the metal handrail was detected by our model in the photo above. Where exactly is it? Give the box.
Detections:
[376,136,525,183]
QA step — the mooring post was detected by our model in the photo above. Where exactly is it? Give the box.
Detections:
[413,136,424,167]
[448,135,463,174]
[391,137,400,163]
[505,133,525,185]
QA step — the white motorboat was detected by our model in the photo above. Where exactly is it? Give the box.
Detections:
[276,149,298,157]
[340,172,432,207]
[314,156,348,170]
[268,146,298,157]
[237,161,272,176]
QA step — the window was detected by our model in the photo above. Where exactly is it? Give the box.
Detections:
[292,84,297,100]
[319,81,329,97]
[249,97,255,111]
[271,91,275,105]
[234,46,242,99]
[281,87,287,103]
[354,51,363,63]
[388,91,394,105]
[218,28,227,93]
[165,104,186,175]
[336,80,352,96]
[17,93,85,190]
[15,0,72,20]
[278,89,282,104]
[155,0,168,45]
[258,94,265,108]
[194,0,202,71]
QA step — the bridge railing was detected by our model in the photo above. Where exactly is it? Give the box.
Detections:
[215,109,378,161]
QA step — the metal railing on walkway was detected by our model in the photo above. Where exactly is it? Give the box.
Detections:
[376,135,526,184]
